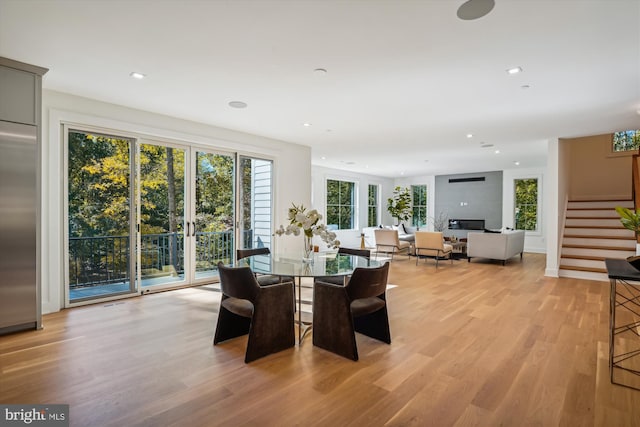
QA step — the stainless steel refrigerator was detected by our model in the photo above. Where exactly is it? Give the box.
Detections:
[0,120,39,333]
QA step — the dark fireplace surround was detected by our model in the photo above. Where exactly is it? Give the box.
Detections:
[448,219,485,230]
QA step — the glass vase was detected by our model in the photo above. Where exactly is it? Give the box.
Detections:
[302,235,313,263]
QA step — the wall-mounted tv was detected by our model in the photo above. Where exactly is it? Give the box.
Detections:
[448,219,485,230]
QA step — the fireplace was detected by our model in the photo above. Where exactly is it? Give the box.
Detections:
[448,219,485,230]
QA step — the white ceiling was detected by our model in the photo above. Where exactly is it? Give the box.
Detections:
[1,0,639,178]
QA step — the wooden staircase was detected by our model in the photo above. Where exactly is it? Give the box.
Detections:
[559,199,636,281]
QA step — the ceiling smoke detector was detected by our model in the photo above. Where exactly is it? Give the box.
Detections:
[457,0,495,20]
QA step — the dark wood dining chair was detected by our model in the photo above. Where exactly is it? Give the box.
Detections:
[236,247,293,286]
[214,262,295,363]
[312,261,390,361]
[313,247,371,286]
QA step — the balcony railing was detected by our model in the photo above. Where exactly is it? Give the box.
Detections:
[69,230,253,290]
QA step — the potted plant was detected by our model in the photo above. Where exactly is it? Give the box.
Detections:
[387,186,412,225]
[615,206,640,254]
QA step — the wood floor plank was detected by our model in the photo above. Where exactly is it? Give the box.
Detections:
[1,253,639,426]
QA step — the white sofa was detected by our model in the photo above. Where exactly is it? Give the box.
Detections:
[466,230,525,265]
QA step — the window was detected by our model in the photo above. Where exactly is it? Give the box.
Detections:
[411,185,427,227]
[326,179,355,230]
[368,184,378,227]
[612,130,640,152]
[514,178,538,231]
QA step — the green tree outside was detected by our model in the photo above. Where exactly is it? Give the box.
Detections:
[68,131,238,286]
[515,178,538,231]
[613,130,640,152]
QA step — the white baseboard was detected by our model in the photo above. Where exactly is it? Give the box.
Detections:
[545,268,559,277]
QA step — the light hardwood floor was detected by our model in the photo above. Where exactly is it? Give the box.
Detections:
[1,253,638,426]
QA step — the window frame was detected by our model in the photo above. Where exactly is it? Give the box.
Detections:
[611,130,640,154]
[514,177,540,233]
[411,184,427,228]
[367,184,379,227]
[325,178,357,230]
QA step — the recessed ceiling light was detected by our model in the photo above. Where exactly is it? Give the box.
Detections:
[346,161,355,165]
[314,68,327,74]
[400,172,405,175]
[521,84,530,89]
[424,159,429,162]
[228,101,247,109]
[321,156,326,160]
[507,67,523,75]
[303,123,312,127]
[514,161,520,165]
[466,134,473,138]
[495,149,500,154]
[130,72,146,79]
[480,143,494,148]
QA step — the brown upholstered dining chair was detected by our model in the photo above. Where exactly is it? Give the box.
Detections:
[214,262,295,363]
[314,247,371,286]
[312,261,390,361]
[236,247,293,286]
[236,247,271,260]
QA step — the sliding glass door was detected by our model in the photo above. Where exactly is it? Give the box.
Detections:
[193,150,236,280]
[138,142,187,290]
[67,130,136,302]
[65,127,273,305]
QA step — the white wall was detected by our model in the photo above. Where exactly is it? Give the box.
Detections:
[311,165,395,248]
[544,138,568,277]
[41,90,311,314]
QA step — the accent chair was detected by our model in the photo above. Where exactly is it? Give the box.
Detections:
[414,231,453,267]
[374,229,411,260]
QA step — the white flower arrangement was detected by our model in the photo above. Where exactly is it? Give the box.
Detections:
[275,203,340,249]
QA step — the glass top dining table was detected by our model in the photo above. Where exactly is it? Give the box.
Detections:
[232,252,381,278]
[230,252,381,343]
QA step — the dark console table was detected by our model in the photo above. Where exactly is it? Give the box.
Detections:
[604,259,640,390]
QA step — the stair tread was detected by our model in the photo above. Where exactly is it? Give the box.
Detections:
[566,217,621,220]
[568,199,632,202]
[565,225,627,229]
[567,207,625,211]
[561,254,608,261]
[563,234,635,240]
[562,244,634,251]
[559,265,607,273]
